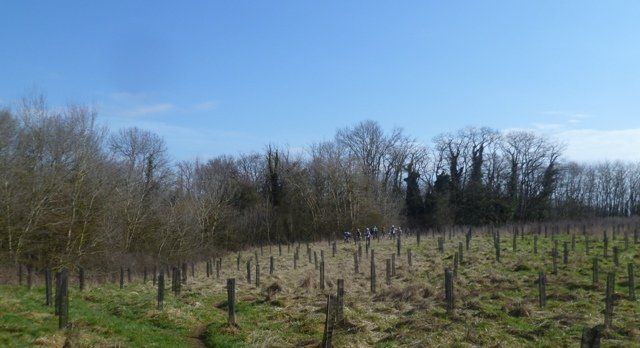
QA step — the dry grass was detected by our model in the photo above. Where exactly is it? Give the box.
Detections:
[2,222,640,347]
[200,225,640,347]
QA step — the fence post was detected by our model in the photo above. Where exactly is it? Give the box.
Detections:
[246,261,251,284]
[255,261,261,287]
[454,252,459,277]
[538,270,546,308]
[445,268,454,313]
[604,272,615,329]
[45,269,52,306]
[628,263,636,301]
[320,261,325,290]
[391,254,396,276]
[314,251,318,270]
[227,278,236,326]
[370,250,376,293]
[79,267,85,292]
[336,279,344,324]
[580,326,601,348]
[321,295,337,348]
[465,230,471,250]
[157,272,165,310]
[385,259,391,286]
[58,269,69,330]
[585,236,590,255]
[54,271,61,315]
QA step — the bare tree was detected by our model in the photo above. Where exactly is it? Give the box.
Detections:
[108,127,170,253]
[0,96,110,267]
[502,131,563,220]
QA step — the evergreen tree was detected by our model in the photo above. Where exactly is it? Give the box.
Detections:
[404,163,424,226]
[462,144,486,225]
[424,172,454,228]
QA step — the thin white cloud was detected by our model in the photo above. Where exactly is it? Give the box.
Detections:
[141,122,252,160]
[541,111,593,126]
[194,100,218,111]
[99,91,175,117]
[505,118,640,162]
[124,103,174,117]
[501,127,529,134]
[553,128,640,162]
[542,111,592,119]
[97,109,256,161]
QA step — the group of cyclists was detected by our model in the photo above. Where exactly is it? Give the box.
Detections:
[342,225,404,243]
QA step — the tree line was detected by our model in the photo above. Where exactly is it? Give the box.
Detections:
[0,95,638,269]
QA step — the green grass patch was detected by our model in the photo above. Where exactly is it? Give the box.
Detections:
[2,228,640,347]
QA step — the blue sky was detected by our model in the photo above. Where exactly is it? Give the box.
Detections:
[2,1,640,162]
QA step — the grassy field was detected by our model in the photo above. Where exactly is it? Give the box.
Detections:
[1,226,639,347]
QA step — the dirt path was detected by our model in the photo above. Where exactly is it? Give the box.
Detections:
[187,325,207,348]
